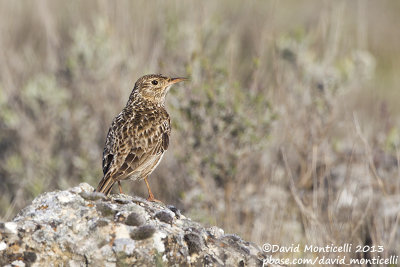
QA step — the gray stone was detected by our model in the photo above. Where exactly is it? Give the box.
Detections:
[96,202,117,217]
[154,210,174,224]
[0,183,275,266]
[0,222,18,235]
[130,225,156,240]
[113,238,136,257]
[79,191,106,201]
[124,212,144,226]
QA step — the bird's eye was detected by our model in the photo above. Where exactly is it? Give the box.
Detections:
[151,80,158,85]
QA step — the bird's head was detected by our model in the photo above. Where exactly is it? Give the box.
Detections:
[129,74,186,105]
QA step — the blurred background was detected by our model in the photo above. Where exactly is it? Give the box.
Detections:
[0,0,399,262]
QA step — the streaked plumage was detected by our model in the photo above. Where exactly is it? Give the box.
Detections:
[96,74,185,200]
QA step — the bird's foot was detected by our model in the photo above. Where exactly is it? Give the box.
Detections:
[147,193,163,203]
[118,181,124,194]
[144,176,162,202]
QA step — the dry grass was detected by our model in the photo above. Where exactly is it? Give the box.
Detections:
[0,0,399,263]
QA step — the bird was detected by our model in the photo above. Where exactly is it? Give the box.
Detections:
[96,74,186,201]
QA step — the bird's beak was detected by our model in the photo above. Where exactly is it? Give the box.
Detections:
[168,77,187,85]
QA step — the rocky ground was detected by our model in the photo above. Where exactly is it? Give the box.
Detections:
[0,183,273,266]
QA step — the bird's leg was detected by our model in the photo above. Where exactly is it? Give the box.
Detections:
[144,176,162,202]
[118,181,123,194]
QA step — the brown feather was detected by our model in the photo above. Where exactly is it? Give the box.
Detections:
[96,74,181,196]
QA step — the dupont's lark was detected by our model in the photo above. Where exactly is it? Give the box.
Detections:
[96,74,186,201]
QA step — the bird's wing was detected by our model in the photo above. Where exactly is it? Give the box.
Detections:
[102,125,115,175]
[102,111,133,174]
[97,112,129,194]
[107,111,171,180]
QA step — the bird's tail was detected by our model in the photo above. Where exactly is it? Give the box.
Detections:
[96,173,115,195]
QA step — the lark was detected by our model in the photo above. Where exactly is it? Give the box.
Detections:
[96,74,186,201]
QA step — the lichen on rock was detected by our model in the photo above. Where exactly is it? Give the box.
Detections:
[0,183,271,266]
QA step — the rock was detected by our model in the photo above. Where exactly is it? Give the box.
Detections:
[0,222,18,235]
[154,210,174,224]
[184,232,203,255]
[167,205,182,218]
[79,191,107,201]
[0,183,273,266]
[0,242,6,251]
[96,202,118,217]
[124,212,144,226]
[130,224,156,240]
